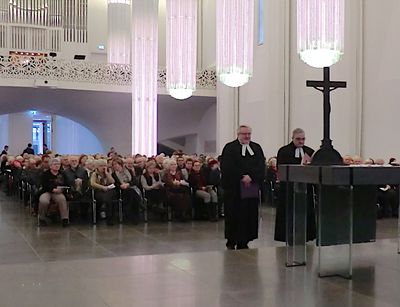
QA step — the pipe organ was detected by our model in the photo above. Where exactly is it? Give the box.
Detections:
[0,0,88,53]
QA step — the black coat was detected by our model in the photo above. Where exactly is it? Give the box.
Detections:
[221,140,265,243]
[274,142,316,242]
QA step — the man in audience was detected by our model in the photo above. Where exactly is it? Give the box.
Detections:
[64,156,90,220]
[181,158,193,181]
[134,156,146,176]
[221,125,265,250]
[60,155,70,171]
[38,158,69,227]
[275,128,315,242]
[177,156,185,171]
[22,143,34,155]
[1,145,8,156]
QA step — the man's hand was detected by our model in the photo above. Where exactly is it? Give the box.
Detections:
[53,188,62,194]
[241,175,252,187]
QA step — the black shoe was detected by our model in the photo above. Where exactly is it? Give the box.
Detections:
[236,242,249,250]
[39,219,48,227]
[62,219,69,227]
[226,241,236,250]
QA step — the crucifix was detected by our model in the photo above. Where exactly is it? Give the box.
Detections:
[307,67,347,165]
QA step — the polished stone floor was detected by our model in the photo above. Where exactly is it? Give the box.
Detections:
[0,192,399,307]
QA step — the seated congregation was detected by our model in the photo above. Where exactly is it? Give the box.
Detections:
[1,148,398,228]
[0,150,223,227]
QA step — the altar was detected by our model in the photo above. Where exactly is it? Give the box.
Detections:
[279,164,400,279]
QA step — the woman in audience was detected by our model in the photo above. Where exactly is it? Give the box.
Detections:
[163,158,191,221]
[90,160,116,225]
[141,160,165,218]
[38,158,69,227]
[111,159,141,224]
[189,160,218,222]
[79,154,88,168]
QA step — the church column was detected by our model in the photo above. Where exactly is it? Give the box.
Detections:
[107,0,131,64]
[131,0,159,156]
[216,83,239,154]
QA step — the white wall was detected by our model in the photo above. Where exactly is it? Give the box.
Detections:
[8,113,32,155]
[197,104,216,154]
[0,114,9,150]
[54,115,105,154]
[362,1,400,160]
[231,0,366,160]
[238,0,286,159]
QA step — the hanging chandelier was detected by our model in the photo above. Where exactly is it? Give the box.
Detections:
[297,0,345,68]
[216,0,254,88]
[166,0,197,100]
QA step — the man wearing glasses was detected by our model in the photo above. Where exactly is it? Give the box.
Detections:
[220,125,265,250]
[274,128,316,242]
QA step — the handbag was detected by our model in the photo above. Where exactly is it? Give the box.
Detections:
[240,182,260,199]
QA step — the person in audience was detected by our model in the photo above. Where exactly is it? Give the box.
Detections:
[43,144,49,154]
[38,158,69,227]
[134,156,147,176]
[275,128,315,243]
[64,156,89,197]
[112,159,141,224]
[141,160,166,218]
[163,158,191,222]
[107,147,116,158]
[364,158,375,165]
[90,160,116,225]
[266,157,279,206]
[221,125,266,249]
[84,159,95,177]
[389,158,399,166]
[176,156,185,171]
[79,155,88,168]
[1,145,8,156]
[181,158,193,181]
[22,143,34,155]
[352,155,363,165]
[205,158,224,217]
[64,155,90,220]
[375,158,385,166]
[343,155,354,165]
[189,160,218,222]
[155,155,164,171]
[60,156,70,171]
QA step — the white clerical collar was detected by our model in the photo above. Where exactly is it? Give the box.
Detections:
[295,147,304,158]
[239,141,254,157]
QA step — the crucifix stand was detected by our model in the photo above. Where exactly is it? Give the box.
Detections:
[307,67,347,165]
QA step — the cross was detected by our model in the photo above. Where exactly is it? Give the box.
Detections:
[307,67,346,157]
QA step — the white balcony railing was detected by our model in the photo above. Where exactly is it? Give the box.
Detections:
[0,56,217,90]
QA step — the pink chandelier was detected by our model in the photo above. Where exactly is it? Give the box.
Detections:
[216,0,254,88]
[166,0,197,100]
[107,0,131,64]
[297,0,345,68]
[131,0,158,156]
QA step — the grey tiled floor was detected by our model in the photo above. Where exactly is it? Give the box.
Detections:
[0,192,399,307]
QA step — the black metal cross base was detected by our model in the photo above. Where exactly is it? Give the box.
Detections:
[307,67,347,166]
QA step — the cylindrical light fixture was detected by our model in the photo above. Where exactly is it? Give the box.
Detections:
[216,0,254,88]
[297,0,345,68]
[108,0,131,64]
[166,0,197,100]
[132,0,159,156]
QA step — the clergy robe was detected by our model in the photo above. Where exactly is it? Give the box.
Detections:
[274,142,316,242]
[221,139,265,244]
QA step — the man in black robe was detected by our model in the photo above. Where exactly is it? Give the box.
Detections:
[221,125,265,250]
[274,128,316,242]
